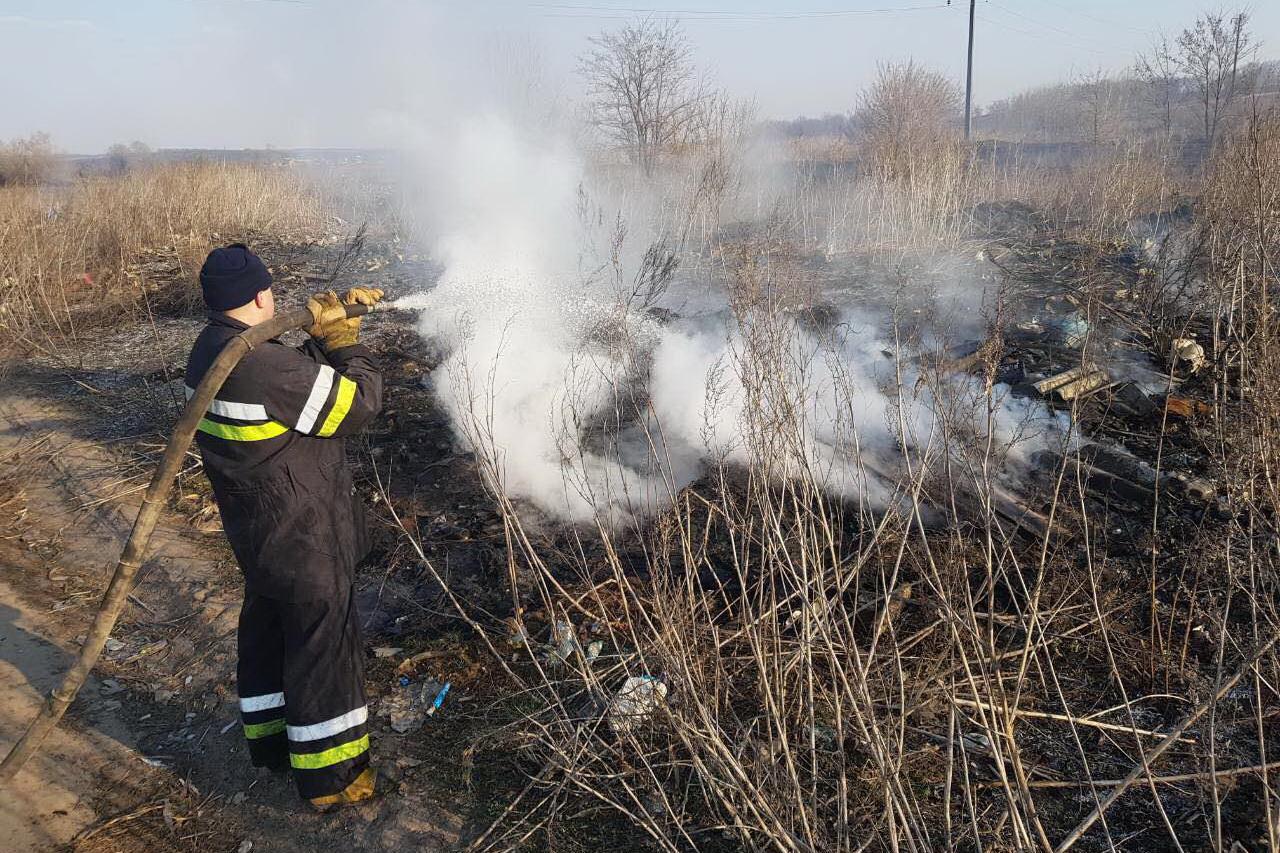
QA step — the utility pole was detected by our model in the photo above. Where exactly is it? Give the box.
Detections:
[964,0,976,139]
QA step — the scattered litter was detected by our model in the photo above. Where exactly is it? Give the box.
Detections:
[1166,472,1216,502]
[1111,383,1160,418]
[429,682,450,716]
[507,620,530,649]
[1033,364,1112,401]
[1171,337,1205,374]
[1058,314,1090,347]
[1032,364,1089,395]
[373,646,404,659]
[811,724,839,750]
[609,675,668,734]
[231,791,248,805]
[1165,395,1213,419]
[396,648,451,674]
[100,678,124,695]
[547,620,579,665]
[585,640,604,662]
[220,720,237,735]
[238,841,254,853]
[128,639,168,661]
[380,677,449,733]
[104,637,126,653]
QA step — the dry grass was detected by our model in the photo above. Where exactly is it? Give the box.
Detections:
[0,161,326,349]
[1026,143,1186,242]
[769,137,1184,262]
[1201,109,1280,498]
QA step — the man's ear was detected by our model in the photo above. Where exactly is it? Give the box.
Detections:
[254,291,268,309]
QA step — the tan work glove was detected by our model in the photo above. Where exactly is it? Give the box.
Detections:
[306,287,383,351]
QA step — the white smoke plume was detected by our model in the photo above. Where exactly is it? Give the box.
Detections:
[391,113,666,522]
[390,105,1068,525]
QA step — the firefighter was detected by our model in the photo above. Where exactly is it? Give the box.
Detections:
[185,243,385,810]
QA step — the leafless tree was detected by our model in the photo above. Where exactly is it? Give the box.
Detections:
[1135,36,1181,138]
[579,17,710,175]
[0,132,57,186]
[856,60,962,175]
[105,140,151,175]
[1175,10,1256,147]
[1075,68,1120,145]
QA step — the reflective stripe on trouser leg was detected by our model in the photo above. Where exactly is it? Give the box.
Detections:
[280,582,370,798]
[238,593,287,767]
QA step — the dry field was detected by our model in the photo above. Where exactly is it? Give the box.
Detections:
[0,112,1277,853]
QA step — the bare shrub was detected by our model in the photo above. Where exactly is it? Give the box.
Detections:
[856,60,962,179]
[0,132,58,187]
[1201,109,1280,508]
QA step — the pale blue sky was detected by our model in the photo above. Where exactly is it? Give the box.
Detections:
[1,1,1275,152]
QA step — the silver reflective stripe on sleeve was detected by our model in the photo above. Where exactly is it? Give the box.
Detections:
[294,364,335,435]
[184,385,269,422]
[239,692,286,713]
[286,705,368,742]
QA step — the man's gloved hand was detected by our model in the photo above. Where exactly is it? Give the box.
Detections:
[306,288,383,351]
[344,287,384,308]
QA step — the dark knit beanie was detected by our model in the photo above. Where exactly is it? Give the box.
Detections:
[199,243,272,311]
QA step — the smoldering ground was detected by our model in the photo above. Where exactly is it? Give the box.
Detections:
[386,108,1072,525]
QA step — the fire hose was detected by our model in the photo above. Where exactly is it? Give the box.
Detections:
[0,299,378,785]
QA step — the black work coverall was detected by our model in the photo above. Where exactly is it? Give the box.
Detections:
[185,313,382,799]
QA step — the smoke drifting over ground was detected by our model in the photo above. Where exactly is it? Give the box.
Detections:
[392,106,1069,525]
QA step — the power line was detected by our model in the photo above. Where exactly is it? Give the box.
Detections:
[1022,0,1136,32]
[983,1,1130,52]
[975,13,1111,58]
[533,2,955,21]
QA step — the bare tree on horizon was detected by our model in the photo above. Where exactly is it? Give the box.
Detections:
[1176,10,1256,148]
[579,17,710,175]
[1136,35,1182,139]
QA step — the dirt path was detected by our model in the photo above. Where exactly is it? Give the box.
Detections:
[0,577,141,850]
[0,370,476,851]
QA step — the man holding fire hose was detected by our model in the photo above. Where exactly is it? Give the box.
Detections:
[185,244,385,811]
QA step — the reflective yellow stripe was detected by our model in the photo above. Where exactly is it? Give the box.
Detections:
[243,718,286,739]
[289,734,370,770]
[316,376,356,437]
[197,418,289,441]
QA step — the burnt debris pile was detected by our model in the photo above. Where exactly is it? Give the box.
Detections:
[956,204,1225,546]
